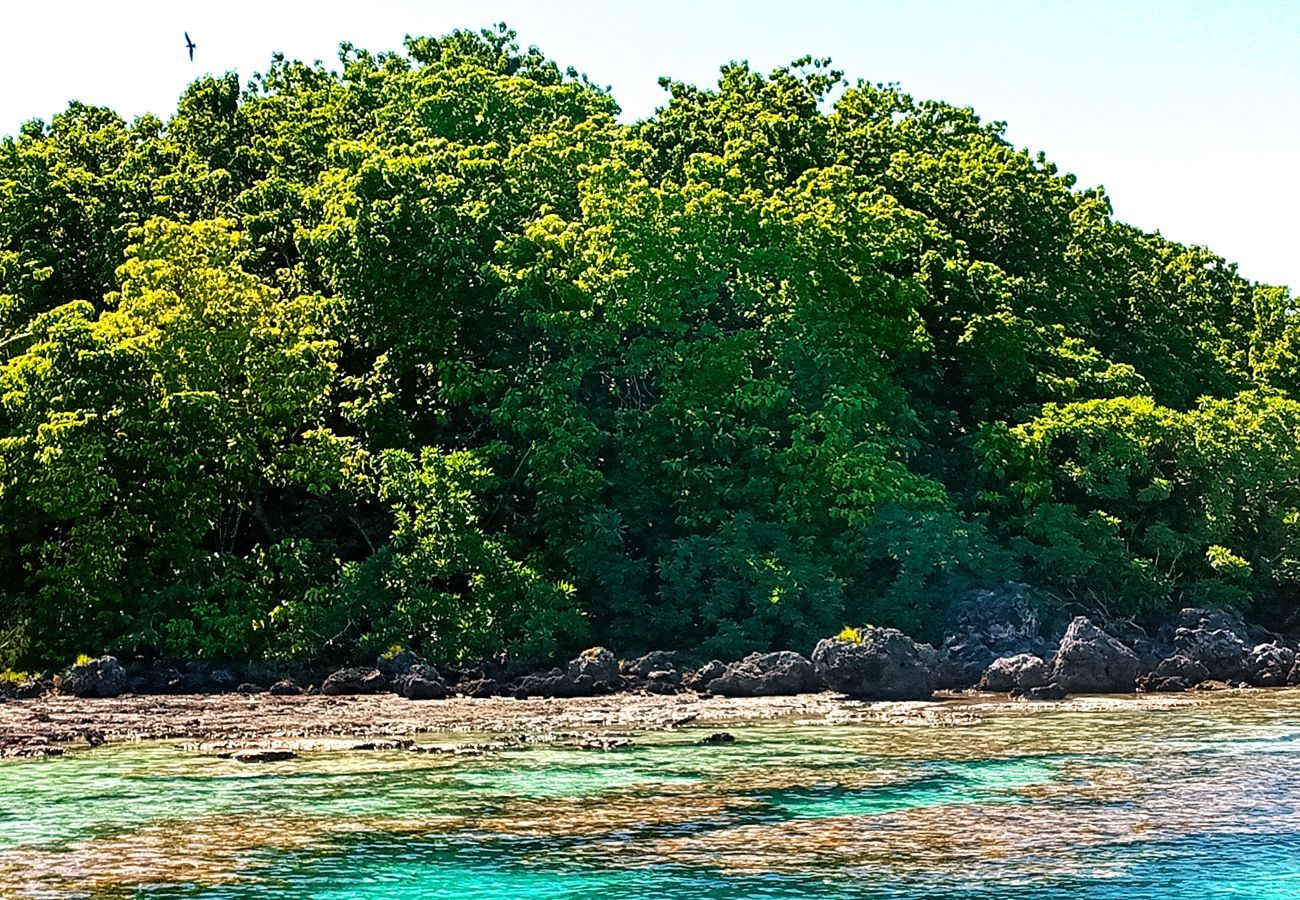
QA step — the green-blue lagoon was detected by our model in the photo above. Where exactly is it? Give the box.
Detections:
[5,691,1300,898]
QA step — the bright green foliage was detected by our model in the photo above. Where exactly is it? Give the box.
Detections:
[269,448,582,663]
[980,393,1300,616]
[0,219,338,659]
[1,26,1297,667]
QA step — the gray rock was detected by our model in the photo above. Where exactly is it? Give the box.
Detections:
[320,667,387,696]
[567,647,619,686]
[515,669,582,699]
[811,629,938,700]
[686,660,727,690]
[209,668,238,692]
[1010,683,1067,701]
[706,651,817,697]
[139,666,186,694]
[1244,643,1296,687]
[579,737,634,751]
[1137,654,1210,692]
[1192,679,1234,691]
[919,644,961,690]
[1137,675,1189,693]
[621,651,680,680]
[63,656,128,698]
[394,664,448,700]
[978,654,1051,693]
[941,583,1061,686]
[1154,654,1211,682]
[268,679,303,696]
[457,677,498,698]
[1175,607,1277,645]
[1138,654,1211,691]
[179,660,208,689]
[377,651,426,680]
[1052,617,1140,693]
[229,749,296,763]
[1173,622,1248,681]
[348,739,413,751]
[515,650,623,699]
[11,679,47,700]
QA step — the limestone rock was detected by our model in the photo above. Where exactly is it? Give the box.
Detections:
[978,654,1051,693]
[705,651,817,697]
[63,656,127,699]
[1051,617,1140,694]
[811,629,938,700]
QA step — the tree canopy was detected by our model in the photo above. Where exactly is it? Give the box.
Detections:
[2,26,1297,668]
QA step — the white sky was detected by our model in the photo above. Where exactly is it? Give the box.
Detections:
[3,0,1297,291]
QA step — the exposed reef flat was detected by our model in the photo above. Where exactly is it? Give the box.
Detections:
[0,687,1278,759]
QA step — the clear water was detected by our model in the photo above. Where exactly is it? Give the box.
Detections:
[4,691,1300,898]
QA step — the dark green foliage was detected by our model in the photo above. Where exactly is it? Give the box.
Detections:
[1,27,1296,667]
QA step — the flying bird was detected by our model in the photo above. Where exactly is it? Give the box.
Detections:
[185,32,196,61]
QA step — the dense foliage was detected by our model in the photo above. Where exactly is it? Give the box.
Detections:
[3,27,1297,667]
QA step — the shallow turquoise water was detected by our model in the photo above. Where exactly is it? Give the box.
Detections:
[4,692,1300,897]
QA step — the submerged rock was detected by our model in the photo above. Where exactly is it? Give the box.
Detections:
[700,732,736,745]
[978,654,1051,693]
[705,651,817,697]
[320,667,387,696]
[578,736,634,751]
[229,749,296,763]
[348,739,413,751]
[811,629,938,700]
[1051,617,1140,693]
[63,656,128,699]
[3,743,65,759]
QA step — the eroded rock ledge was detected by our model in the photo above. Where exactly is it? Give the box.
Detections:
[5,587,1298,757]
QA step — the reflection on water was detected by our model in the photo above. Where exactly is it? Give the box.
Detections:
[3,691,1300,898]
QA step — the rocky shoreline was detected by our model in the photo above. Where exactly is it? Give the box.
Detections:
[5,588,1298,759]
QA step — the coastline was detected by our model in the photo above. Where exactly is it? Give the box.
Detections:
[1,687,1283,760]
